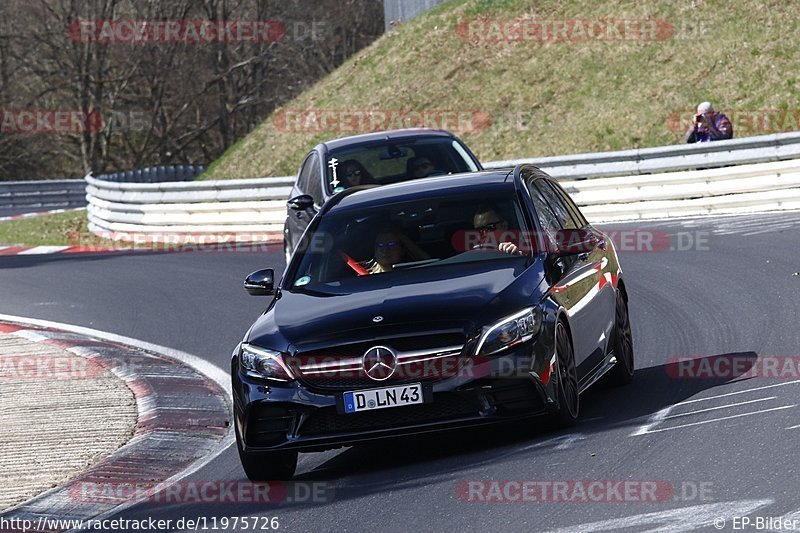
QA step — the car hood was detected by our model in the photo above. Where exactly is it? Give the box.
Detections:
[247,258,546,350]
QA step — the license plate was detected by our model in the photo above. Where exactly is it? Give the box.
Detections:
[343,383,423,414]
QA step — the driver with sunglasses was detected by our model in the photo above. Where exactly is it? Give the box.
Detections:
[472,207,522,255]
[407,156,443,179]
[340,159,376,188]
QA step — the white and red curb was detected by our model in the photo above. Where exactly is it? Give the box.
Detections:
[0,317,233,533]
[0,245,91,256]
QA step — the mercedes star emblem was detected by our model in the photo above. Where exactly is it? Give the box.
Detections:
[362,346,397,381]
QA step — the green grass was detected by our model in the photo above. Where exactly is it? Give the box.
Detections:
[0,211,91,246]
[0,210,129,248]
[200,0,800,180]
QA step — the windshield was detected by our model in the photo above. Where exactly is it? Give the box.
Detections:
[325,138,479,195]
[289,191,533,289]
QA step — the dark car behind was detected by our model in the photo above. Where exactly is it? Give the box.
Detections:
[283,129,482,262]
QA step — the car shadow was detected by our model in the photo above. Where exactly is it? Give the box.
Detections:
[101,352,758,522]
[291,352,758,483]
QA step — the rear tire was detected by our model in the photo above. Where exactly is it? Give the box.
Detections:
[553,321,579,426]
[236,429,298,481]
[606,291,634,386]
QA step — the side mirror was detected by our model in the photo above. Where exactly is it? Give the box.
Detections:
[244,269,275,296]
[287,195,315,211]
[553,229,603,256]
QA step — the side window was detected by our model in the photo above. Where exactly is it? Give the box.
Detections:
[296,153,316,193]
[545,180,588,228]
[304,156,323,205]
[533,180,579,229]
[527,180,562,233]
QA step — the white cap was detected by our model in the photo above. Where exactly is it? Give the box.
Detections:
[697,101,714,114]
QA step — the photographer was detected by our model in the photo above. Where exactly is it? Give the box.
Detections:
[685,101,733,143]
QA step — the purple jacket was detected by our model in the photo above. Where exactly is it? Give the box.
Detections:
[685,112,734,143]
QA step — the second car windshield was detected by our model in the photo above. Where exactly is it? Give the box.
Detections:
[325,138,479,194]
[290,192,532,288]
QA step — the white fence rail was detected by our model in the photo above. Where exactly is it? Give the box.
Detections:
[564,159,800,221]
[82,132,800,236]
[85,174,294,236]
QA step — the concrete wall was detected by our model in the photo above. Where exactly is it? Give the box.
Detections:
[383,0,448,31]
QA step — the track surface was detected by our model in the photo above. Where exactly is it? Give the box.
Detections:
[1,212,799,532]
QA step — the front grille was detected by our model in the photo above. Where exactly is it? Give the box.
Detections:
[296,333,465,358]
[291,332,466,392]
[300,392,482,437]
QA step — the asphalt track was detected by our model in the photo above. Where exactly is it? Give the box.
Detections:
[1,211,800,532]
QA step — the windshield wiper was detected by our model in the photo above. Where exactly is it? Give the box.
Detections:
[392,258,442,270]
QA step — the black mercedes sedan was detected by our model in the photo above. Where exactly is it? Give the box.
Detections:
[283,128,482,263]
[233,164,634,480]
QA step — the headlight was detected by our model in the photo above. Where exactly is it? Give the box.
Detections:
[475,308,542,356]
[239,344,295,382]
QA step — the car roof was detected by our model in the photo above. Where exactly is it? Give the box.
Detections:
[319,129,457,152]
[327,170,515,214]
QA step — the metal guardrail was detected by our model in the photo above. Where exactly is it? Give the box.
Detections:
[73,131,800,236]
[567,159,800,221]
[85,174,294,235]
[485,131,800,178]
[0,180,86,210]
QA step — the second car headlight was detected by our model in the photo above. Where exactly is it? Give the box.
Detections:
[239,343,295,382]
[475,308,542,356]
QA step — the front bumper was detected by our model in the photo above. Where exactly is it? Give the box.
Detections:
[232,341,558,453]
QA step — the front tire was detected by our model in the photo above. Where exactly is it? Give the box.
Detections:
[236,428,298,481]
[553,321,579,426]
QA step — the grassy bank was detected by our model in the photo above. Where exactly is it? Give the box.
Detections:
[0,211,90,247]
[202,0,799,180]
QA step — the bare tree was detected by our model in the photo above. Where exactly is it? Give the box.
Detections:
[0,0,383,180]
